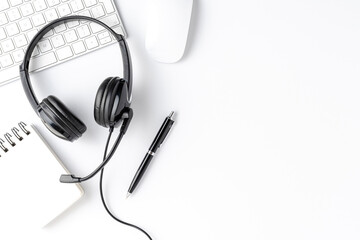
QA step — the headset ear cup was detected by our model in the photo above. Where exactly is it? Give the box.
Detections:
[47,95,87,134]
[109,79,130,127]
[40,96,86,141]
[94,77,130,128]
[105,78,129,127]
[39,100,75,142]
[102,78,121,127]
[94,77,114,127]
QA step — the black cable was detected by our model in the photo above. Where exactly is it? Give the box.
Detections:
[99,128,153,240]
[78,128,125,182]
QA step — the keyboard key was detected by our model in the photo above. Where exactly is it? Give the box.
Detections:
[79,10,91,17]
[0,28,6,40]
[19,18,32,31]
[112,25,124,35]
[32,46,40,57]
[72,41,85,54]
[5,23,19,36]
[51,35,65,48]
[29,52,57,71]
[54,23,67,33]
[48,0,60,7]
[85,36,98,49]
[78,10,91,22]
[84,0,97,7]
[0,65,19,83]
[1,39,14,52]
[97,31,109,39]
[0,54,13,68]
[77,25,90,38]
[0,13,8,26]
[91,5,105,18]
[9,0,23,7]
[27,29,38,40]
[0,1,10,11]
[99,0,114,13]
[12,49,24,63]
[20,3,34,17]
[33,0,47,12]
[89,22,104,33]
[8,8,21,21]
[32,13,45,26]
[100,14,119,28]
[43,29,54,38]
[99,36,111,45]
[56,46,73,60]
[45,9,58,22]
[70,0,84,12]
[38,39,52,52]
[58,4,71,17]
[64,29,78,43]
[67,20,79,28]
[14,34,27,47]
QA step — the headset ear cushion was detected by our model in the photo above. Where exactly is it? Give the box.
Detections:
[94,77,113,127]
[102,77,121,127]
[44,96,87,140]
[39,100,75,142]
[103,78,129,128]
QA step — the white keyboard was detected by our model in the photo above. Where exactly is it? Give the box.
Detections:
[0,0,126,87]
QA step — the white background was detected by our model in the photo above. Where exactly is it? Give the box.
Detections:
[1,0,360,239]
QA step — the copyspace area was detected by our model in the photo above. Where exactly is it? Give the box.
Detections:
[1,0,360,239]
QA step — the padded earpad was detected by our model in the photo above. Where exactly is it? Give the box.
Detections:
[94,77,113,127]
[41,95,87,141]
[94,77,129,128]
[101,78,120,127]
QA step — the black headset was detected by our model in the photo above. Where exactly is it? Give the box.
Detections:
[20,16,133,183]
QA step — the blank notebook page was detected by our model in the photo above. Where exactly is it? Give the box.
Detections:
[0,124,83,230]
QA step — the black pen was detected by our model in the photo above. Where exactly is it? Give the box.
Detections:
[127,111,175,197]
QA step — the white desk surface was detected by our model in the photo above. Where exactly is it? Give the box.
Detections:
[1,0,360,239]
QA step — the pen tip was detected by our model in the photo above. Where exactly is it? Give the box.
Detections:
[126,192,131,199]
[169,111,175,119]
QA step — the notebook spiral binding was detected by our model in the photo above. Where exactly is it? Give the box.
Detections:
[0,122,30,157]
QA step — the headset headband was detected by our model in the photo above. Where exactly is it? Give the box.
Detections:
[19,15,132,113]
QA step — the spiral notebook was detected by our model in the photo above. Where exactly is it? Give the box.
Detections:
[0,122,84,229]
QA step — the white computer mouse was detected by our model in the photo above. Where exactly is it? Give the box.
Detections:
[145,0,193,63]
